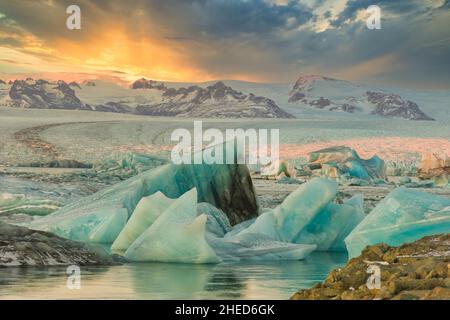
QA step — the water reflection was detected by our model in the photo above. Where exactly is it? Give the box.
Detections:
[0,252,347,299]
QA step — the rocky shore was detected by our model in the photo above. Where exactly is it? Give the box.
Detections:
[291,234,450,300]
[0,222,121,267]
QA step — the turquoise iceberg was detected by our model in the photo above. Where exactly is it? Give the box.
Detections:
[111,191,174,250]
[197,202,231,237]
[274,177,338,242]
[227,178,363,252]
[124,189,220,263]
[345,187,450,258]
[294,195,365,251]
[308,146,386,180]
[26,160,258,243]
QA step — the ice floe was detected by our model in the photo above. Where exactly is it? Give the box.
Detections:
[345,187,450,258]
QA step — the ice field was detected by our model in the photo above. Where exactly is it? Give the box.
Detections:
[1,107,450,167]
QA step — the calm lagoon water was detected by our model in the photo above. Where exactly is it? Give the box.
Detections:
[0,252,346,300]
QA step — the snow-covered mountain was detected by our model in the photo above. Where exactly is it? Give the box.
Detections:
[0,75,445,121]
[287,75,434,120]
[0,78,293,119]
[1,78,87,110]
[127,79,293,118]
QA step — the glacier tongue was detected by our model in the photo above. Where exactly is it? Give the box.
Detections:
[124,189,220,263]
[345,187,450,258]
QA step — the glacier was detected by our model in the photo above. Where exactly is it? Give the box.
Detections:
[345,187,450,258]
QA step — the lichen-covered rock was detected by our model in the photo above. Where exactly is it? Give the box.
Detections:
[291,234,450,300]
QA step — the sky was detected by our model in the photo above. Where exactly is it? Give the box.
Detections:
[0,0,449,88]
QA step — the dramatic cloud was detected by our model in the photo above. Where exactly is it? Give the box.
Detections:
[0,0,449,88]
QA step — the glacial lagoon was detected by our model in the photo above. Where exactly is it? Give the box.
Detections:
[0,252,346,299]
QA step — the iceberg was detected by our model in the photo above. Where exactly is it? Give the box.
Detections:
[307,146,386,180]
[124,189,220,264]
[197,202,231,237]
[274,177,338,242]
[345,187,450,258]
[294,195,365,251]
[228,178,363,253]
[418,153,450,187]
[111,191,174,250]
[26,158,258,243]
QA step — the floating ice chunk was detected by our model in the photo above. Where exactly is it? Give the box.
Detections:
[345,188,450,258]
[230,210,278,240]
[329,195,365,251]
[261,159,295,178]
[197,202,231,237]
[111,192,174,251]
[307,146,386,180]
[273,177,338,242]
[124,189,220,263]
[224,218,256,238]
[294,195,365,251]
[207,233,316,261]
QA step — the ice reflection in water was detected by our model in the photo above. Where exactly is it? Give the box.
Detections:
[0,252,346,299]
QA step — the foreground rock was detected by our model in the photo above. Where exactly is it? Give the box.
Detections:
[292,234,450,300]
[0,222,119,267]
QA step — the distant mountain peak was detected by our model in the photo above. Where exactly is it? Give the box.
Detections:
[288,75,434,121]
[2,77,294,119]
[8,78,87,110]
[130,78,166,90]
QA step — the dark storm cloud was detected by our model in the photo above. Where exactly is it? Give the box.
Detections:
[330,0,431,27]
[0,0,449,88]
